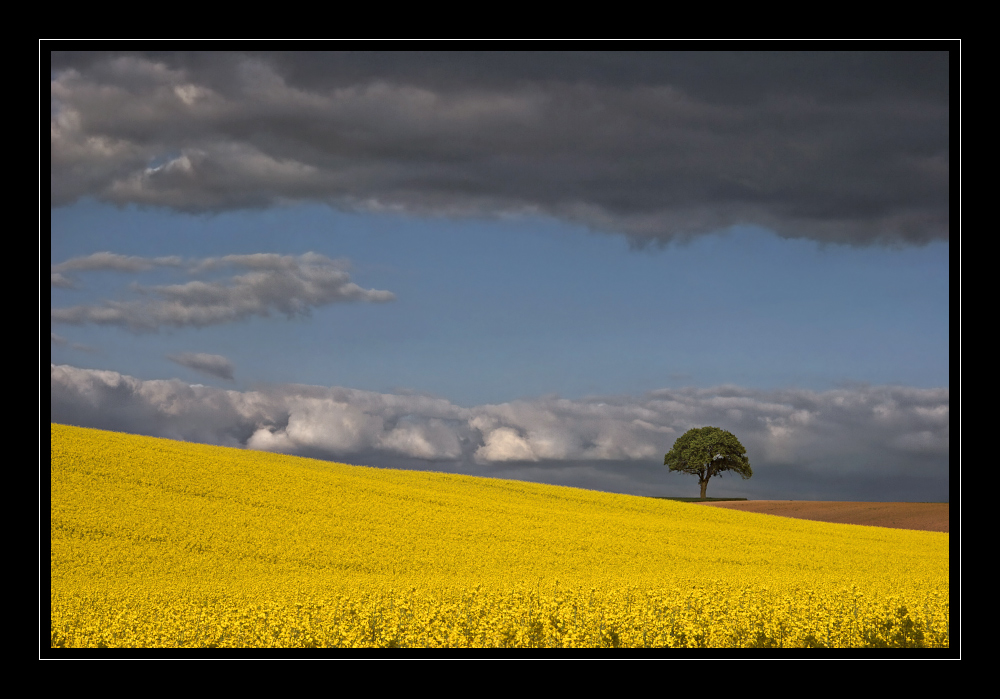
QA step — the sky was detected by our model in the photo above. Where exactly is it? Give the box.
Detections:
[49,50,953,501]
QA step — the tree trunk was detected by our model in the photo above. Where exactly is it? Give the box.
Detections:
[700,478,709,499]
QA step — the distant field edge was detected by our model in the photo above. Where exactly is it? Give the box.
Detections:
[649,497,748,502]
[686,500,949,533]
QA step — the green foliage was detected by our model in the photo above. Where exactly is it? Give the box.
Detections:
[664,426,752,498]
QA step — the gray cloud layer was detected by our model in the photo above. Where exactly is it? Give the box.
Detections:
[50,51,950,246]
[51,252,394,332]
[51,364,949,499]
[166,352,235,380]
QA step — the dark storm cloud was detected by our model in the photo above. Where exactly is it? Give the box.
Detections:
[50,51,950,246]
[51,364,949,500]
[50,252,395,332]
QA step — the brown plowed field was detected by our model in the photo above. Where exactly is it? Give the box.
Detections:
[691,501,949,533]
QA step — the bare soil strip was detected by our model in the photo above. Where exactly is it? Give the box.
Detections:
[691,501,948,533]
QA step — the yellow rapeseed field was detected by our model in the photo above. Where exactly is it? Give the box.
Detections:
[50,423,948,648]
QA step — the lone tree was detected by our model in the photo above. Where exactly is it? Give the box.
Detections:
[664,426,752,499]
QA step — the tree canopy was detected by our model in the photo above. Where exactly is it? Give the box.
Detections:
[664,426,752,499]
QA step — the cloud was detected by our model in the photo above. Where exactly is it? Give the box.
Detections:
[52,252,184,275]
[51,273,74,288]
[51,253,184,289]
[50,51,950,246]
[50,251,394,332]
[166,352,235,380]
[52,364,949,493]
[473,424,538,462]
[50,332,95,353]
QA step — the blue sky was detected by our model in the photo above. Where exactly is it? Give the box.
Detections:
[52,202,948,404]
[50,51,952,501]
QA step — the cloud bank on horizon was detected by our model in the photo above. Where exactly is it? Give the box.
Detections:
[51,364,949,498]
[51,51,949,247]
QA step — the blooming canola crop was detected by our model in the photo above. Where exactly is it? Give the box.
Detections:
[50,423,949,648]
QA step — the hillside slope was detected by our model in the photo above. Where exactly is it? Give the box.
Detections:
[50,423,949,648]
